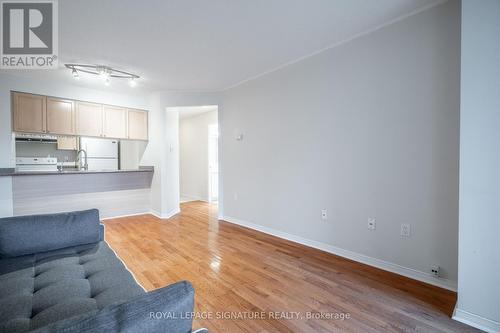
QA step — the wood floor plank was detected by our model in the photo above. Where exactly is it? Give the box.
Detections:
[103,201,481,333]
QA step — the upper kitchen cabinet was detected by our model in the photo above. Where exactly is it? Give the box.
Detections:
[103,105,128,139]
[12,92,47,133]
[46,97,75,135]
[128,109,148,140]
[76,101,103,137]
[11,92,148,140]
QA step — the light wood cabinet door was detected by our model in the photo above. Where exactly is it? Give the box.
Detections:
[128,109,148,140]
[12,92,46,133]
[46,97,75,135]
[76,102,103,137]
[103,105,128,139]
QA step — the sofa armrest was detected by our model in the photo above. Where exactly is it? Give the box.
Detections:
[32,281,195,333]
[99,224,105,241]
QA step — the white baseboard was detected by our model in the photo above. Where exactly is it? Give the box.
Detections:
[221,215,457,291]
[100,209,180,220]
[453,307,500,333]
[150,208,180,219]
[166,208,181,218]
[150,210,164,219]
[101,211,151,220]
[180,194,208,202]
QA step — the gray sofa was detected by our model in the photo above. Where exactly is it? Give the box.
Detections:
[0,209,196,333]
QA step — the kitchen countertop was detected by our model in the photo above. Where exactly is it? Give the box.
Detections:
[0,166,154,177]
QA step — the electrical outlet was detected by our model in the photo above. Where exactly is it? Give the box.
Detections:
[321,209,328,220]
[431,265,440,277]
[367,218,376,230]
[401,223,411,237]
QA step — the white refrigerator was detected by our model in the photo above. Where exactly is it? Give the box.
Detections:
[80,137,119,171]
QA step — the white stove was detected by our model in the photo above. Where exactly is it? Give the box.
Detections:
[16,157,58,172]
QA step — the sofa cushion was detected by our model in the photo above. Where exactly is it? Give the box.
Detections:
[32,281,195,333]
[0,210,100,258]
[0,241,145,333]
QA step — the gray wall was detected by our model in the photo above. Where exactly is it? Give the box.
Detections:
[221,0,460,287]
[456,0,500,330]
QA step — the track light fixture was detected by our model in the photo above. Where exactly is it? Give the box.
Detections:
[65,64,139,87]
[71,68,79,79]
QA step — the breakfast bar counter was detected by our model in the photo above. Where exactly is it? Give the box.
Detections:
[0,166,154,177]
[2,167,154,218]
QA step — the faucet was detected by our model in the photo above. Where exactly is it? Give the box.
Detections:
[76,149,88,171]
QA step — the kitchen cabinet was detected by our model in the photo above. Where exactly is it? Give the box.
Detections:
[128,109,148,140]
[12,92,46,133]
[103,105,128,139]
[46,97,75,135]
[76,102,103,137]
[12,92,148,140]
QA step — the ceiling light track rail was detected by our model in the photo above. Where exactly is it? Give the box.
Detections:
[65,64,139,87]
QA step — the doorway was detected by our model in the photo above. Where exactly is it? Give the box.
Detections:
[178,106,219,205]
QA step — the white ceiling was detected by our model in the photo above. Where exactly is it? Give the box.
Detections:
[178,106,218,120]
[2,0,439,92]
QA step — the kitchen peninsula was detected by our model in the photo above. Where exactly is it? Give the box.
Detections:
[4,91,154,218]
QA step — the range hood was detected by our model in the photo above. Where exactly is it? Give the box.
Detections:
[15,133,58,143]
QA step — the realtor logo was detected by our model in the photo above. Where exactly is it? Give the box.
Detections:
[1,0,58,68]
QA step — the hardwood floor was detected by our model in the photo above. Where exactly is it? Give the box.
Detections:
[103,201,480,333]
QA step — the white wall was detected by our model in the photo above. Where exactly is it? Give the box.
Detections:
[163,108,180,217]
[0,73,150,217]
[140,93,164,217]
[221,0,460,289]
[180,110,218,201]
[455,1,500,331]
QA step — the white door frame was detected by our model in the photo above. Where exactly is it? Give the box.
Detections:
[208,123,219,203]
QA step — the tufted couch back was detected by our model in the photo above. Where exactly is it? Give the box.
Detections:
[0,210,101,258]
